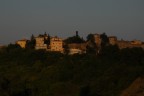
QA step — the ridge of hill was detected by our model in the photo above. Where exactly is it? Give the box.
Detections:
[121,77,144,96]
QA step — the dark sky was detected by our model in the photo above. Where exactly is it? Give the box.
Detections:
[1,0,144,45]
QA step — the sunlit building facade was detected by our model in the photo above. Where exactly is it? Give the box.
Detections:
[16,39,27,48]
[50,37,64,53]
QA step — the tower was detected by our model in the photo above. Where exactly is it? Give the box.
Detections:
[76,31,79,37]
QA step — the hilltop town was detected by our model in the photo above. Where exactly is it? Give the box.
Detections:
[0,31,144,96]
[16,31,144,55]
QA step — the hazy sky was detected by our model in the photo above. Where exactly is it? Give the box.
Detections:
[1,0,144,45]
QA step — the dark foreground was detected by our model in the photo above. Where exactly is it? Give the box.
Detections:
[0,46,144,96]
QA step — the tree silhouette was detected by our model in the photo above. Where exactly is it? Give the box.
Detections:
[26,34,36,49]
[100,33,109,47]
[86,34,97,54]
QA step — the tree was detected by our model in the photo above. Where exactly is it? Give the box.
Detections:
[64,31,85,44]
[87,34,94,42]
[64,36,85,44]
[98,33,110,55]
[86,34,97,54]
[63,44,69,55]
[7,44,21,51]
[119,47,144,65]
[76,31,79,37]
[99,44,119,58]
[31,34,35,41]
[44,34,50,45]
[26,34,36,49]
[100,33,109,48]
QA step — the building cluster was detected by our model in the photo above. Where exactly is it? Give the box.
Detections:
[16,32,144,55]
[91,34,144,49]
[16,33,64,53]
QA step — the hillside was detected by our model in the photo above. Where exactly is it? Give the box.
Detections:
[121,77,144,96]
[0,46,144,96]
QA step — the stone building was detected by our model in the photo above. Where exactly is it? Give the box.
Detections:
[93,34,101,47]
[89,33,144,50]
[117,40,131,49]
[35,36,47,50]
[16,39,27,48]
[50,36,64,53]
[109,36,117,45]
[68,43,87,55]
[117,40,144,49]
[131,40,142,45]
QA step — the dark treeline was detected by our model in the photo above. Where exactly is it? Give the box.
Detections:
[0,43,144,96]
